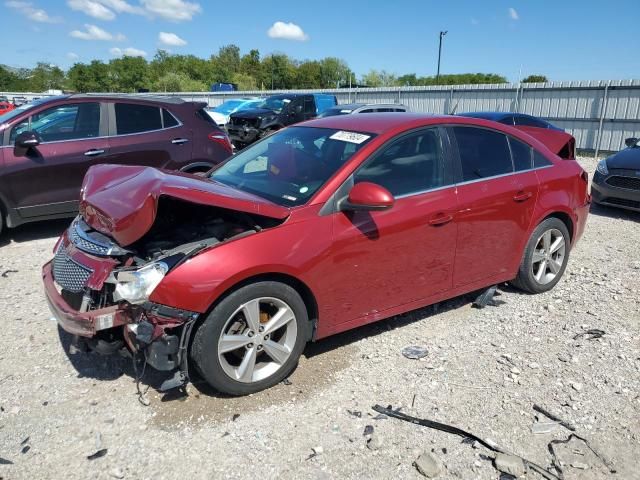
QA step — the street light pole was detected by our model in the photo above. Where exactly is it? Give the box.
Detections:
[436,30,448,82]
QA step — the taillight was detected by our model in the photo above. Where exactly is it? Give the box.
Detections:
[208,132,233,154]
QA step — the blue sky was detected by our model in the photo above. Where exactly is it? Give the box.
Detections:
[1,0,639,82]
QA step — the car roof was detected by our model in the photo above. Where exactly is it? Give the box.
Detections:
[304,112,451,134]
[458,111,511,120]
[69,93,188,104]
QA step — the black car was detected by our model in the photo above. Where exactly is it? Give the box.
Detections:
[227,93,336,149]
[591,137,640,212]
[459,112,564,131]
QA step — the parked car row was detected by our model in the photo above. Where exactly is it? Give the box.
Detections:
[0,94,232,234]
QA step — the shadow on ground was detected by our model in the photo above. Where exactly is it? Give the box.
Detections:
[589,203,640,222]
[1,219,70,247]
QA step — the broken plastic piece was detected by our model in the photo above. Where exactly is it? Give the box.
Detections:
[87,448,108,460]
[159,370,187,392]
[402,345,429,359]
[472,285,497,309]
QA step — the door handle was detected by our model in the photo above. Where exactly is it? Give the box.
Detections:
[429,213,453,226]
[84,149,105,157]
[172,138,189,145]
[513,190,533,202]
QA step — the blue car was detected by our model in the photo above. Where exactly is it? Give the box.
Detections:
[206,98,263,127]
[459,112,564,131]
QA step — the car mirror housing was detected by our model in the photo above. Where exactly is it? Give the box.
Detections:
[14,131,42,155]
[341,182,395,212]
[624,137,639,148]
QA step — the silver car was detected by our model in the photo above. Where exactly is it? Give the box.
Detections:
[318,103,408,117]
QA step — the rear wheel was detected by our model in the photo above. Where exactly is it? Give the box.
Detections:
[512,217,570,293]
[191,281,310,395]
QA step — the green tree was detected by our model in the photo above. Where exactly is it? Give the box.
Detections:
[361,69,398,87]
[522,74,548,83]
[28,62,65,91]
[67,60,113,92]
[212,44,241,82]
[318,57,352,88]
[109,56,150,92]
[154,72,207,92]
[240,49,261,77]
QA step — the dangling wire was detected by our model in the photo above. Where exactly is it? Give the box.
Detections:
[132,348,150,406]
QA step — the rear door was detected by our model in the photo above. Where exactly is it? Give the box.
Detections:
[2,101,107,218]
[449,126,539,288]
[105,102,193,170]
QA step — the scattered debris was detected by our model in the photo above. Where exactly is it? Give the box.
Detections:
[533,404,577,432]
[86,448,108,460]
[21,445,30,454]
[372,404,559,480]
[372,414,388,420]
[363,425,374,436]
[305,446,324,460]
[366,431,384,451]
[573,329,605,341]
[20,436,30,445]
[0,457,13,465]
[494,453,526,478]
[232,414,240,421]
[281,378,292,386]
[570,462,589,470]
[1,269,18,278]
[414,451,442,478]
[347,410,362,418]
[571,382,583,392]
[472,284,497,308]
[531,421,560,435]
[548,433,616,478]
[401,345,429,359]
[109,467,125,479]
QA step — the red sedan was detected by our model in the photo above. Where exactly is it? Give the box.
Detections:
[43,113,590,395]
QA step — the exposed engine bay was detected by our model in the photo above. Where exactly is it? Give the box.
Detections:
[52,196,283,392]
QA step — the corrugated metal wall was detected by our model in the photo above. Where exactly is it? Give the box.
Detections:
[3,80,639,151]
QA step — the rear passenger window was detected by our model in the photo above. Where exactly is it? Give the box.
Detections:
[508,137,533,171]
[360,109,375,113]
[162,109,179,128]
[115,103,161,135]
[534,150,553,167]
[354,129,447,196]
[453,127,513,181]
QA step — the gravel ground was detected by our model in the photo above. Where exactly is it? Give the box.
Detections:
[0,156,638,480]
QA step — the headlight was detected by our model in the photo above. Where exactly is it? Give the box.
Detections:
[596,159,609,176]
[114,262,168,304]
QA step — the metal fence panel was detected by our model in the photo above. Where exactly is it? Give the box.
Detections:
[3,80,639,151]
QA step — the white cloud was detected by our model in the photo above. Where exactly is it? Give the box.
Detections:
[267,21,309,41]
[141,0,201,21]
[70,24,126,41]
[110,46,147,57]
[509,7,519,20]
[98,0,145,14]
[158,31,186,46]
[67,52,80,60]
[67,0,115,20]
[5,1,62,23]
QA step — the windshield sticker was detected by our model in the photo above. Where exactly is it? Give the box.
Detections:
[340,109,353,114]
[299,186,309,193]
[330,131,371,144]
[282,194,297,201]
[282,99,291,103]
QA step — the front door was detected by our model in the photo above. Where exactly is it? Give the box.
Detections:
[3,101,106,219]
[449,126,539,288]
[322,128,458,325]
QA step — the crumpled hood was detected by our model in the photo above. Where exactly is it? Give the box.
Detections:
[231,108,276,120]
[606,147,640,169]
[79,164,290,246]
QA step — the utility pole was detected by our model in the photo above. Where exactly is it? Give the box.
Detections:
[436,30,448,81]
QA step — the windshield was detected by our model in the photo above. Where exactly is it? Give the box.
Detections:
[210,126,375,206]
[213,100,246,115]
[258,96,292,114]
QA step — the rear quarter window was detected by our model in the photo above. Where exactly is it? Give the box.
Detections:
[162,108,179,128]
[508,137,533,171]
[534,150,553,167]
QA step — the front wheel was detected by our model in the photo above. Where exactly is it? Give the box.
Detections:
[512,218,571,294]
[191,281,310,395]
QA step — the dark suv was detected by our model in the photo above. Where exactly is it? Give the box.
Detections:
[0,94,232,234]
[227,93,336,148]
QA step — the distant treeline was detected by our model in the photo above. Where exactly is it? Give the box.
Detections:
[0,44,547,93]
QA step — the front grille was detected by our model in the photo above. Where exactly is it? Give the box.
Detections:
[52,245,93,293]
[230,117,257,128]
[602,197,640,209]
[605,175,640,191]
[69,224,110,256]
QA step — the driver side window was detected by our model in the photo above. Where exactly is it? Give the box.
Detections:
[10,103,100,144]
[354,129,447,197]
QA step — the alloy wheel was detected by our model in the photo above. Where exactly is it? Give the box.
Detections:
[217,297,298,383]
[531,228,566,285]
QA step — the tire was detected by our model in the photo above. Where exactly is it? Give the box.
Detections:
[191,281,310,395]
[512,217,571,294]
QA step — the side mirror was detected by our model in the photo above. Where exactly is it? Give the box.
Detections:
[14,131,42,156]
[625,137,639,148]
[341,182,395,211]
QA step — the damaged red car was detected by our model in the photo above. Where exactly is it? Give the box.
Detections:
[43,114,590,395]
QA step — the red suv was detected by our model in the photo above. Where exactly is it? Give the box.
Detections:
[44,114,590,395]
[0,95,232,234]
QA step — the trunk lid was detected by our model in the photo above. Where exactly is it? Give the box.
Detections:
[80,164,290,246]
